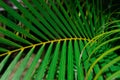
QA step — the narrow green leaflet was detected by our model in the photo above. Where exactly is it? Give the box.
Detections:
[12,47,35,80]
[0,50,23,80]
[49,0,75,37]
[0,54,10,72]
[94,56,120,80]
[63,0,81,37]
[32,0,66,38]
[58,41,66,80]
[23,45,45,80]
[0,0,48,41]
[40,0,72,37]
[22,0,61,38]
[72,13,86,38]
[46,42,60,80]
[79,40,90,72]
[88,37,120,60]
[11,0,54,39]
[56,0,79,37]
[86,0,95,36]
[74,40,84,80]
[0,27,31,44]
[86,46,120,80]
[67,40,73,80]
[0,38,21,48]
[36,43,53,80]
[106,70,120,80]
[0,16,39,42]
[76,0,93,38]
[0,48,8,52]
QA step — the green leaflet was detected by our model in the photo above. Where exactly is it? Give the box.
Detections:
[106,70,120,80]
[46,42,60,80]
[49,0,75,37]
[0,38,21,47]
[12,47,35,80]
[0,50,23,80]
[0,16,39,42]
[40,0,72,37]
[23,45,45,80]
[0,27,31,44]
[94,56,120,80]
[0,0,47,41]
[22,0,60,38]
[36,43,53,80]
[58,41,66,80]
[0,54,10,72]
[86,46,120,80]
[0,47,8,52]
[11,0,55,39]
[32,0,66,38]
[74,40,84,80]
[67,40,73,80]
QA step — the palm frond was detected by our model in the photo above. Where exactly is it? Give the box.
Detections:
[0,0,120,80]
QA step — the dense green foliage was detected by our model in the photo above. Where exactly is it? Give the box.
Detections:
[0,0,120,80]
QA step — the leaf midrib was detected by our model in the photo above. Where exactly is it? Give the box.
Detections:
[0,37,91,57]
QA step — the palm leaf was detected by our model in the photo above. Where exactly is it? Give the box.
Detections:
[0,0,120,80]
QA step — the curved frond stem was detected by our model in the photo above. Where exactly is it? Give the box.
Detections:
[0,37,91,57]
[80,29,120,60]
